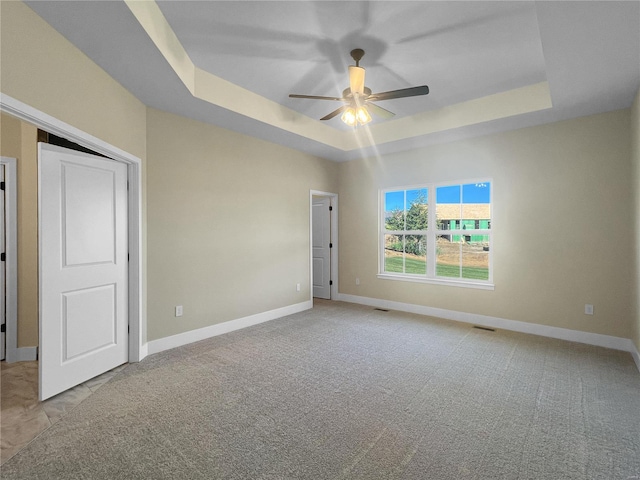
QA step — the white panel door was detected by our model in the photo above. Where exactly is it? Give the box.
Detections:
[39,143,128,400]
[0,165,5,361]
[312,196,331,299]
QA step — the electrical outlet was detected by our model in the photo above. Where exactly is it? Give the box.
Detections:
[296,283,300,292]
[356,278,360,285]
[584,304,594,315]
[175,305,183,317]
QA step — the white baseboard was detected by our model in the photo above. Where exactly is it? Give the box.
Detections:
[137,343,148,362]
[146,300,313,356]
[336,294,639,367]
[5,346,38,363]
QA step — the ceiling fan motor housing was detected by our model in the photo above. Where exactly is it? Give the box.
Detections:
[350,48,365,66]
[343,87,372,99]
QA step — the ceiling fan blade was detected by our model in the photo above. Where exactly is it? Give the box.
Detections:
[289,94,344,101]
[367,103,396,120]
[368,86,430,102]
[349,66,366,95]
[320,105,348,121]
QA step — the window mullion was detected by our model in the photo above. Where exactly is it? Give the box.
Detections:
[427,185,436,277]
[403,190,407,273]
[380,190,386,273]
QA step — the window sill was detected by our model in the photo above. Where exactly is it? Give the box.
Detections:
[377,273,495,290]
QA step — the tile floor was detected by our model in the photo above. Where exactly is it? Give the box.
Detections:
[0,360,127,465]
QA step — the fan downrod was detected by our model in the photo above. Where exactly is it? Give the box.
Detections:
[350,49,365,67]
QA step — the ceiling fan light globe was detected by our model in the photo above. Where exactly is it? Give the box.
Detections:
[356,106,372,125]
[341,107,357,127]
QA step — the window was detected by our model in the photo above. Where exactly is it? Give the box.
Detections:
[380,180,492,289]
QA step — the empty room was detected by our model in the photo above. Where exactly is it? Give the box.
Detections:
[1,1,639,478]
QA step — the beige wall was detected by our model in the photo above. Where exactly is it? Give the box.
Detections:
[146,108,338,341]
[338,109,634,339]
[0,1,147,347]
[0,114,38,347]
[0,1,147,161]
[632,89,640,351]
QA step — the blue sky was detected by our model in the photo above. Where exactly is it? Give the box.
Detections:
[385,183,490,211]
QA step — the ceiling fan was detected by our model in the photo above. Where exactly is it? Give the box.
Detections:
[289,49,429,127]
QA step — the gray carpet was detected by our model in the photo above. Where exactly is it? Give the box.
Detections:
[2,300,639,479]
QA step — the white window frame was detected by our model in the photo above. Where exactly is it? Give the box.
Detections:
[378,179,494,290]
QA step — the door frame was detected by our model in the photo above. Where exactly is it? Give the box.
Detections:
[0,157,18,362]
[0,93,145,362]
[309,190,338,301]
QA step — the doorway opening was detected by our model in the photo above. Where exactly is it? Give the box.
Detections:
[39,130,111,158]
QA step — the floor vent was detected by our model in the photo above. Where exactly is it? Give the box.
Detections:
[374,308,389,312]
[473,326,496,332]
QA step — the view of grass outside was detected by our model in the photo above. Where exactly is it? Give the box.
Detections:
[436,238,489,280]
[384,252,426,274]
[384,255,489,278]
[384,238,489,280]
[437,264,489,279]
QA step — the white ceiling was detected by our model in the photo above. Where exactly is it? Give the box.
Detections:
[24,1,640,162]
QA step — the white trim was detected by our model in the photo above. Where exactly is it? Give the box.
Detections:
[0,93,145,363]
[377,273,495,290]
[336,293,638,355]
[126,162,144,362]
[14,346,38,362]
[147,300,312,356]
[139,342,148,360]
[310,190,338,301]
[0,94,140,164]
[0,157,18,363]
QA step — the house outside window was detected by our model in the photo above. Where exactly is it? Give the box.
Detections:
[379,180,493,289]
